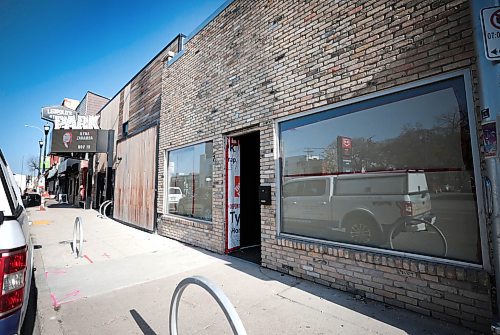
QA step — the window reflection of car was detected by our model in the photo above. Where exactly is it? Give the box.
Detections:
[167,187,183,213]
[282,172,434,246]
[21,193,41,208]
[177,188,212,221]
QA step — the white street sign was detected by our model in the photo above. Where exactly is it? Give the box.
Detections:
[481,6,500,60]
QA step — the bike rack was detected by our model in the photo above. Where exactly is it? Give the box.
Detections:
[389,218,448,257]
[103,201,113,219]
[98,200,112,219]
[169,276,247,335]
[72,217,84,258]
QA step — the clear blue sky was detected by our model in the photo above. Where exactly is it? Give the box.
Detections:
[0,0,225,174]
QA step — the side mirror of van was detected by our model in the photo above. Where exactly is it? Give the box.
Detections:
[0,211,4,225]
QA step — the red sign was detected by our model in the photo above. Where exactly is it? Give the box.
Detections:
[491,9,500,30]
[234,176,240,197]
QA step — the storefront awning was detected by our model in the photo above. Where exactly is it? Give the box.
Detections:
[47,167,58,180]
[58,159,80,175]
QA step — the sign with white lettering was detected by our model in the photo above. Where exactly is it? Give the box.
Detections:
[481,6,500,60]
[226,137,241,252]
[50,129,112,153]
[41,106,100,129]
[41,105,77,122]
[51,129,98,153]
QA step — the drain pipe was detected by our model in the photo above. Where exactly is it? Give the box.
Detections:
[470,0,500,331]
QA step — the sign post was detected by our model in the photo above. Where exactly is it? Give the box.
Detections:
[472,1,500,330]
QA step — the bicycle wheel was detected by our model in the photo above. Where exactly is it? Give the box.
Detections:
[389,218,448,257]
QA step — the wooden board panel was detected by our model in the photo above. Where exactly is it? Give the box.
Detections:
[114,126,157,231]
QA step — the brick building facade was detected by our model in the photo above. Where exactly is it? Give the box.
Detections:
[157,0,492,331]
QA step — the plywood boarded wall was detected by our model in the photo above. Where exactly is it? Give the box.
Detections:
[114,125,157,230]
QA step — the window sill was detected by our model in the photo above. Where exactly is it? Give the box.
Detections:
[160,213,213,228]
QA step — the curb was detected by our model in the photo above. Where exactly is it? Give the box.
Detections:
[32,233,63,335]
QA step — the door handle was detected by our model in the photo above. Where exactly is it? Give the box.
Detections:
[322,202,327,205]
[292,201,297,205]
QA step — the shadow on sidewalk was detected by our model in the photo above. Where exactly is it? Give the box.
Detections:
[46,203,78,209]
[130,309,158,335]
[182,244,467,335]
[21,270,39,335]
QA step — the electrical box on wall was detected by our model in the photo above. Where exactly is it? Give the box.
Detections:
[259,186,271,205]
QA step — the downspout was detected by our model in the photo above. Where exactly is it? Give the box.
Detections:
[470,0,500,331]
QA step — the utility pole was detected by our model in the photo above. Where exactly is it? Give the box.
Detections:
[38,140,43,178]
[43,124,50,173]
[470,0,500,330]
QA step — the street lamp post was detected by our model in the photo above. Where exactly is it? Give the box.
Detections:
[38,140,43,178]
[43,124,50,173]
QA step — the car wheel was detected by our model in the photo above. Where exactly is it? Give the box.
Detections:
[178,204,187,216]
[202,207,212,220]
[345,218,381,246]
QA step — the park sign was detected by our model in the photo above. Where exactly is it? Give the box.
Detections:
[51,129,112,153]
[41,105,99,129]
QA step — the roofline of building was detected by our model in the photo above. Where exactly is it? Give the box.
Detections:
[167,0,236,66]
[86,91,110,101]
[97,0,236,114]
[74,91,110,115]
[97,33,186,115]
[184,0,236,44]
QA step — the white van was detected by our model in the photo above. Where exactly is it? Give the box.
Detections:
[282,172,434,245]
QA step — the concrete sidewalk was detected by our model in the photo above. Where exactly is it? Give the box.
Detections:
[28,202,475,334]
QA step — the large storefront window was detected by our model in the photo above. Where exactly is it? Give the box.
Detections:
[166,142,213,222]
[279,76,481,263]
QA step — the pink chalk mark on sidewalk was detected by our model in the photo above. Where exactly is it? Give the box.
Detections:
[84,255,93,263]
[50,290,81,308]
[102,252,111,259]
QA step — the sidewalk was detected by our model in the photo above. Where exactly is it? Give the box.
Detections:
[29,202,475,334]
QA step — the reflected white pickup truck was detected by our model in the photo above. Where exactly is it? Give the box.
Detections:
[282,172,434,245]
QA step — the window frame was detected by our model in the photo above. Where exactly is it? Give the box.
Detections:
[163,140,214,223]
[122,122,129,137]
[274,69,488,269]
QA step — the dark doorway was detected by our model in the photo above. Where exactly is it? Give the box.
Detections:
[230,131,261,264]
[96,172,106,207]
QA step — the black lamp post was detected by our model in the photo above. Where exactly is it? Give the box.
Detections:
[43,124,50,173]
[38,140,43,178]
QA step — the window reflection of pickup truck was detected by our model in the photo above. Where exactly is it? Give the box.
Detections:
[281,172,434,246]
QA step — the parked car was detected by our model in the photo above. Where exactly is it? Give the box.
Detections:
[167,187,183,213]
[0,151,34,334]
[282,172,434,246]
[21,192,41,208]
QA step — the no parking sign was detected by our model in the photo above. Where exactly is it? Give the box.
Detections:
[481,6,500,60]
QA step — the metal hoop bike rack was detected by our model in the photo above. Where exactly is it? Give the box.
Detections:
[98,200,113,219]
[72,217,84,258]
[389,217,448,257]
[169,276,247,335]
